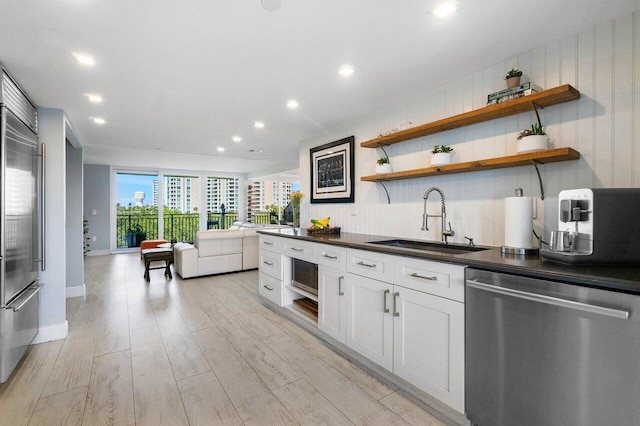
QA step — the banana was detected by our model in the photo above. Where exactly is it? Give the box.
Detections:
[310,216,331,228]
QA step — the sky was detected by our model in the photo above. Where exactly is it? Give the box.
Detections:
[116,173,156,207]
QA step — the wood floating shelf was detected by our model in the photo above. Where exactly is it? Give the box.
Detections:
[361,148,580,182]
[360,84,580,148]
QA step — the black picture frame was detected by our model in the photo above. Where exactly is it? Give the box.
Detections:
[310,136,355,204]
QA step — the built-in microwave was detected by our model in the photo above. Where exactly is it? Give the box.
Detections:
[291,258,318,296]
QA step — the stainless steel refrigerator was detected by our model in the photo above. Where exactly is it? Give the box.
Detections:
[0,66,44,383]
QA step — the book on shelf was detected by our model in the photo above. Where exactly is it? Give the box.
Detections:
[487,82,542,102]
[486,88,540,106]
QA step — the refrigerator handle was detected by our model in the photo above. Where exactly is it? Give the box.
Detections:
[6,282,44,312]
[38,143,46,271]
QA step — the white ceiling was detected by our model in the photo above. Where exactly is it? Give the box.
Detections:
[1,0,639,174]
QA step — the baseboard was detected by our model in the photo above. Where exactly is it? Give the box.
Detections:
[66,284,86,298]
[32,320,69,344]
[86,249,111,256]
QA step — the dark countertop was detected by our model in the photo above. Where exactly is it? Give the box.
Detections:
[258,228,640,295]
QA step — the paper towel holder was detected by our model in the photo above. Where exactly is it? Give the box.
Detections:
[501,188,540,256]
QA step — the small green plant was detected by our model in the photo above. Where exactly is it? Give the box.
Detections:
[377,156,390,165]
[505,67,523,79]
[517,123,546,140]
[432,145,453,154]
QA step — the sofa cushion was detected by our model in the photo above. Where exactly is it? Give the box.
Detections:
[195,229,245,257]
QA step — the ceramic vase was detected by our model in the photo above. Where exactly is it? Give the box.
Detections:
[431,152,453,166]
[506,76,521,88]
[376,163,393,174]
[517,135,547,154]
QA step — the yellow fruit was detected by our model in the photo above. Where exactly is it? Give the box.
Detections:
[310,217,331,228]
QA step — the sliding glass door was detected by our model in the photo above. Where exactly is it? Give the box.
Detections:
[115,172,158,248]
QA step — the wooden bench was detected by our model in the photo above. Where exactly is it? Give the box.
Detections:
[139,239,169,259]
[142,248,173,281]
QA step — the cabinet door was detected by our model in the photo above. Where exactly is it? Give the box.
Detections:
[345,273,394,371]
[393,286,464,412]
[318,266,347,344]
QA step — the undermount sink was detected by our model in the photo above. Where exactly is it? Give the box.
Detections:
[368,239,488,255]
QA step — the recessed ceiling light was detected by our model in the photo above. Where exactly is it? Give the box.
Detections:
[73,52,95,66]
[432,2,458,19]
[232,136,242,143]
[265,158,270,161]
[254,121,265,129]
[286,99,299,109]
[338,65,354,77]
[84,93,102,103]
[90,117,106,125]
[261,0,281,11]
[217,147,225,152]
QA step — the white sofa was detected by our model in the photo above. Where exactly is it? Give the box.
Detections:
[173,222,288,279]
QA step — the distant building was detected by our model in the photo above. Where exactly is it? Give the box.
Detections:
[134,191,145,207]
[207,177,239,212]
[163,176,201,213]
[247,181,293,214]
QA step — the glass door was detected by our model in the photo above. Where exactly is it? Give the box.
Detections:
[115,172,158,248]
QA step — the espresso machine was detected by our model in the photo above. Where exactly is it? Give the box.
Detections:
[541,188,640,264]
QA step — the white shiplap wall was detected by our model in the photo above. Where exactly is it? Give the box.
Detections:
[299,11,640,247]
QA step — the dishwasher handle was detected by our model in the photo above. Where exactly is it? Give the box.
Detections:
[467,279,630,320]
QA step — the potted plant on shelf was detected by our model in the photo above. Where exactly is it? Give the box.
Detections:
[516,105,548,153]
[505,67,523,88]
[517,123,547,153]
[376,156,393,174]
[431,145,454,166]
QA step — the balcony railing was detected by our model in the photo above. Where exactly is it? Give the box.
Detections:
[116,211,276,247]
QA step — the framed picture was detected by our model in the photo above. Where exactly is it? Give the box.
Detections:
[310,136,355,204]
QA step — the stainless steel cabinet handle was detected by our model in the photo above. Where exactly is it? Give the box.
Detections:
[393,292,400,317]
[263,261,274,266]
[383,289,390,313]
[357,261,376,268]
[263,241,274,245]
[323,254,338,259]
[6,283,44,312]
[290,247,303,252]
[467,280,630,320]
[338,276,344,296]
[410,272,437,281]
[263,285,274,291]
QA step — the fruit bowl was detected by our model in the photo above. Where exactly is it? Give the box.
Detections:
[307,226,341,235]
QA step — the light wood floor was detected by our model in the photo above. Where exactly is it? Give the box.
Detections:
[0,253,450,425]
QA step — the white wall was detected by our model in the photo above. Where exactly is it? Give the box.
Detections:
[65,141,84,294]
[301,11,640,247]
[35,108,68,342]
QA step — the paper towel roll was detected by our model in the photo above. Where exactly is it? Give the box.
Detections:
[504,196,534,248]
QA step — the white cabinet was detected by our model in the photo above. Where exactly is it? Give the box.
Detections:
[393,286,464,412]
[318,265,347,344]
[345,273,394,371]
[258,234,465,413]
[345,248,465,412]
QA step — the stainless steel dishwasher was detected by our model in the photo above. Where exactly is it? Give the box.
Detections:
[465,268,640,426]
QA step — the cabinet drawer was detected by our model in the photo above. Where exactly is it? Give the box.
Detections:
[393,257,464,302]
[259,235,283,253]
[259,272,282,306]
[259,250,282,280]
[317,244,347,271]
[347,248,393,282]
[283,239,318,263]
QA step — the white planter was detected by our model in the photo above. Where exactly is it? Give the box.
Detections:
[431,152,453,166]
[517,135,547,154]
[376,163,393,174]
